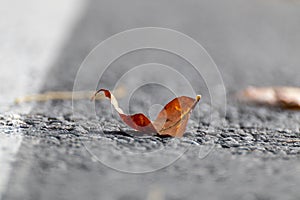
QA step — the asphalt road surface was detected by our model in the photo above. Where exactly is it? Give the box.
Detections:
[1,0,300,200]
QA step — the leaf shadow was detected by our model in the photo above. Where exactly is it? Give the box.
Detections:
[102,129,172,140]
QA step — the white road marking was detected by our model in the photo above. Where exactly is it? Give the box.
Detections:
[0,133,23,198]
[0,0,86,199]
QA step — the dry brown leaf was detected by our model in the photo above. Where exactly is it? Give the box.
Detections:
[237,86,300,109]
[92,89,201,137]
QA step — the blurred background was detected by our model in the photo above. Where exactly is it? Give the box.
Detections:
[1,0,300,200]
[1,0,300,111]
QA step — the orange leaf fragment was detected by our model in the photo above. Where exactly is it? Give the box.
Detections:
[237,86,300,109]
[92,89,201,137]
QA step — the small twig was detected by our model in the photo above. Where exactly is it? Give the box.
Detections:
[285,139,300,143]
[14,86,126,104]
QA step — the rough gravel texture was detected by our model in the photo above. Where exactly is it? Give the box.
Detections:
[2,101,300,157]
[3,99,300,200]
[3,0,300,199]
